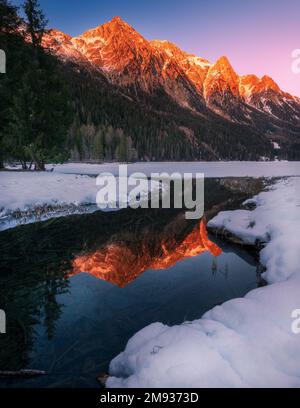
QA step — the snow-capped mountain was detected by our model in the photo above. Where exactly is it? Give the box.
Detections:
[202,56,241,119]
[42,16,300,125]
[150,40,211,95]
[43,17,200,110]
[40,16,300,160]
[239,75,300,124]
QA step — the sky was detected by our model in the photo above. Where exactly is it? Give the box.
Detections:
[13,0,300,96]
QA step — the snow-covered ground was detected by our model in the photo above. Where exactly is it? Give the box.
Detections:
[1,161,300,231]
[49,161,300,178]
[0,172,100,230]
[0,171,160,231]
[107,177,300,388]
[0,172,99,212]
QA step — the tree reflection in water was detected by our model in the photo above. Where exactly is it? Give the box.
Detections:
[0,178,260,372]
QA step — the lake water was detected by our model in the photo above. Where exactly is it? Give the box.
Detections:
[0,178,264,388]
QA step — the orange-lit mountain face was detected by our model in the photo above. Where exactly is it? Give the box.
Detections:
[44,17,198,109]
[239,74,300,123]
[151,40,211,95]
[71,219,221,288]
[203,56,242,119]
[42,16,300,122]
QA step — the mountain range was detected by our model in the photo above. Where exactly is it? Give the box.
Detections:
[42,16,300,160]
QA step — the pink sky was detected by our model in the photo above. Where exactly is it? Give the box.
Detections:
[14,0,300,96]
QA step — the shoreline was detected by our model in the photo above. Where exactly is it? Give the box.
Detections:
[105,177,300,388]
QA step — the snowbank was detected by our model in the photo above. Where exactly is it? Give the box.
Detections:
[49,161,300,178]
[107,177,300,388]
[0,172,99,213]
[0,172,160,230]
[0,172,100,230]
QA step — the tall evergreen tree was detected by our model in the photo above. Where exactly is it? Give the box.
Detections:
[0,0,21,168]
[1,0,73,170]
[0,0,20,33]
[23,0,47,47]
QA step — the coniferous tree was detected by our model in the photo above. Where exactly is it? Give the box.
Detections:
[0,0,21,168]
[23,0,47,48]
[2,0,73,170]
[0,1,279,166]
[0,0,20,32]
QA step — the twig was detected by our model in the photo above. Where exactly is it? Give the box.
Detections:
[0,370,46,378]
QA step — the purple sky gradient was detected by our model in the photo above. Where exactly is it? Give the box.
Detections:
[13,0,300,96]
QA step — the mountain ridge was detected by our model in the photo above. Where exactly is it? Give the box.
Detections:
[41,16,300,160]
[42,16,299,99]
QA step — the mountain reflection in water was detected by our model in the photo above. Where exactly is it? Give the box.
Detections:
[0,178,263,383]
[72,219,221,287]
